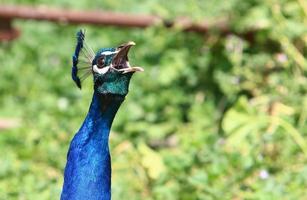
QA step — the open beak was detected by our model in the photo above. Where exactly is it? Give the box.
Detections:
[112,41,144,74]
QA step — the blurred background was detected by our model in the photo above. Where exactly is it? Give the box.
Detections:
[0,0,306,199]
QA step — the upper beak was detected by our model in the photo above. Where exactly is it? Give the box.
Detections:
[112,41,144,73]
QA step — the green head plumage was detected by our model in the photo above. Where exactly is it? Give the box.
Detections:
[91,42,143,96]
[93,68,133,96]
[72,30,143,96]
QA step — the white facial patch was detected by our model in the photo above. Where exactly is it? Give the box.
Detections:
[100,51,119,56]
[93,65,110,74]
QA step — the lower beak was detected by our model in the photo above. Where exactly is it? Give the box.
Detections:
[117,66,144,73]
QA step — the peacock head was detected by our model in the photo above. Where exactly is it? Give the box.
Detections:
[72,30,143,96]
[92,42,143,96]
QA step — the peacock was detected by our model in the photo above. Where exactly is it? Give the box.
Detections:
[60,30,143,200]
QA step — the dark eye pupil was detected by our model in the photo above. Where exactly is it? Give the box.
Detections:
[97,56,105,68]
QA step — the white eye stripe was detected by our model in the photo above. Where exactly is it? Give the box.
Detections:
[93,65,110,74]
[100,51,119,56]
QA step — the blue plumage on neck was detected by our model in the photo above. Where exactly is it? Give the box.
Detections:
[61,92,124,200]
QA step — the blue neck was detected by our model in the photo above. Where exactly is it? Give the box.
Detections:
[61,92,124,200]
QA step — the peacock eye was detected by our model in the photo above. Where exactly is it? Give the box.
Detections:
[97,55,105,68]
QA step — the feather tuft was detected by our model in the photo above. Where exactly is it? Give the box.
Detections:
[71,29,94,89]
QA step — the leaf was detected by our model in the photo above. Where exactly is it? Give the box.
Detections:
[138,143,166,180]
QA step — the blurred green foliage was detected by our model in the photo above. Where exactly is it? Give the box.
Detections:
[0,0,306,199]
